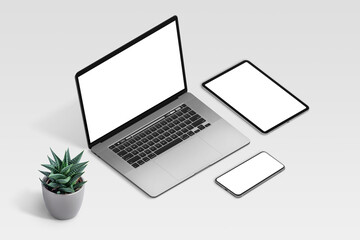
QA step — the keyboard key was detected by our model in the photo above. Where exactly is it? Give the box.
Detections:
[123,153,133,161]
[155,143,162,148]
[145,129,151,134]
[171,134,177,139]
[173,120,180,125]
[117,150,127,157]
[154,138,182,155]
[182,107,191,113]
[182,128,189,133]
[138,160,145,165]
[178,117,185,122]
[192,118,205,127]
[194,129,200,133]
[152,132,159,137]
[174,126,180,131]
[184,114,191,118]
[166,118,172,123]
[158,135,165,140]
[155,123,162,129]
[129,139,135,144]
[176,131,183,136]
[139,132,146,137]
[131,144,138,149]
[145,149,151,154]
[160,140,167,145]
[137,147,144,152]
[125,147,132,152]
[185,120,191,125]
[164,132,170,137]
[169,129,175,134]
[134,135,141,141]
[179,123,186,128]
[153,138,160,143]
[113,148,120,153]
[140,152,146,157]
[176,111,183,116]
[189,111,196,116]
[109,145,115,149]
[148,153,156,159]
[168,123,175,128]
[127,155,140,164]
[132,163,139,168]
[181,134,189,140]
[157,129,164,134]
[198,125,205,130]
[131,150,139,155]
[205,123,211,127]
[190,114,201,122]
[142,138,149,143]
[160,120,167,125]
[188,131,194,136]
[136,141,143,146]
[118,145,125,150]
[143,144,149,149]
[171,114,178,119]
[150,126,157,132]
[143,157,150,162]
[163,126,170,131]
[123,142,130,147]
[148,141,155,146]
[147,135,154,140]
[166,137,172,142]
[150,146,156,151]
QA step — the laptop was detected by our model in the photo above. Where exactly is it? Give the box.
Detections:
[75,16,249,197]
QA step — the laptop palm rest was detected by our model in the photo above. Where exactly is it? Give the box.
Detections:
[154,136,221,180]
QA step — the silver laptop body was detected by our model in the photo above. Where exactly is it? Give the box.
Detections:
[75,16,249,197]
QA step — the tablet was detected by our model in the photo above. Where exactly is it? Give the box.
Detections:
[203,60,309,133]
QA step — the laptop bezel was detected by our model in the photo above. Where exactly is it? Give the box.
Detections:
[75,16,188,149]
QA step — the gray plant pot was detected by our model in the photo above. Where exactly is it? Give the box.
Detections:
[41,177,85,220]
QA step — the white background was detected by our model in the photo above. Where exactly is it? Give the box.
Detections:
[205,61,307,131]
[79,21,184,142]
[1,1,359,239]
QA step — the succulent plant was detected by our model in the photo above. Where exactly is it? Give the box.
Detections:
[40,148,88,194]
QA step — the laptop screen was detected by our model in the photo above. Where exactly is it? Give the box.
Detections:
[77,19,186,144]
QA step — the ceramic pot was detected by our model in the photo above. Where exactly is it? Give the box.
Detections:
[41,177,85,220]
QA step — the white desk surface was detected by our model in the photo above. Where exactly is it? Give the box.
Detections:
[1,1,359,239]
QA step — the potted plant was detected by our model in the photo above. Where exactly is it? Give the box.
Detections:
[39,148,88,220]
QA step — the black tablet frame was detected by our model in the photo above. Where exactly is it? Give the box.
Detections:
[202,60,309,134]
[75,16,187,148]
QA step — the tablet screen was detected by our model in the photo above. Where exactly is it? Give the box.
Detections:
[203,61,308,133]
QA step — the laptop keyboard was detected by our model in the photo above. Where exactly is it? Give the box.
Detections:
[109,104,211,168]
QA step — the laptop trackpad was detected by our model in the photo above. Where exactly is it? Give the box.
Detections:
[154,137,221,180]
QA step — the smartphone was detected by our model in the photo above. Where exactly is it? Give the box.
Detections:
[215,152,285,198]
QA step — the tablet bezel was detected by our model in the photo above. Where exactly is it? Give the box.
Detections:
[202,60,309,133]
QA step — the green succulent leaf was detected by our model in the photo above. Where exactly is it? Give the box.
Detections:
[56,176,71,184]
[39,170,50,177]
[59,187,75,193]
[48,173,66,180]
[68,161,88,176]
[47,156,56,166]
[50,148,62,169]
[39,178,46,185]
[70,150,84,165]
[62,148,70,168]
[73,181,87,190]
[48,182,60,188]
[69,172,84,185]
[41,164,58,173]
[60,164,72,175]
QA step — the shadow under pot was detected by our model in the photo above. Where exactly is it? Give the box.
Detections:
[41,177,85,220]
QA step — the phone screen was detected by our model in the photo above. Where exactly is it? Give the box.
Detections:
[216,152,284,197]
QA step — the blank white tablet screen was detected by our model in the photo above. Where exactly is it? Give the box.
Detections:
[205,62,307,132]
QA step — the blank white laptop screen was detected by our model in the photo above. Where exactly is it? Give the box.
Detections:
[78,21,185,143]
[203,61,308,133]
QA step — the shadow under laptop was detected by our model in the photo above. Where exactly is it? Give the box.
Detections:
[33,100,86,148]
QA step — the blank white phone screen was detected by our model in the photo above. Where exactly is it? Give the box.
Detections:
[216,152,284,196]
[205,62,307,132]
[78,22,185,143]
